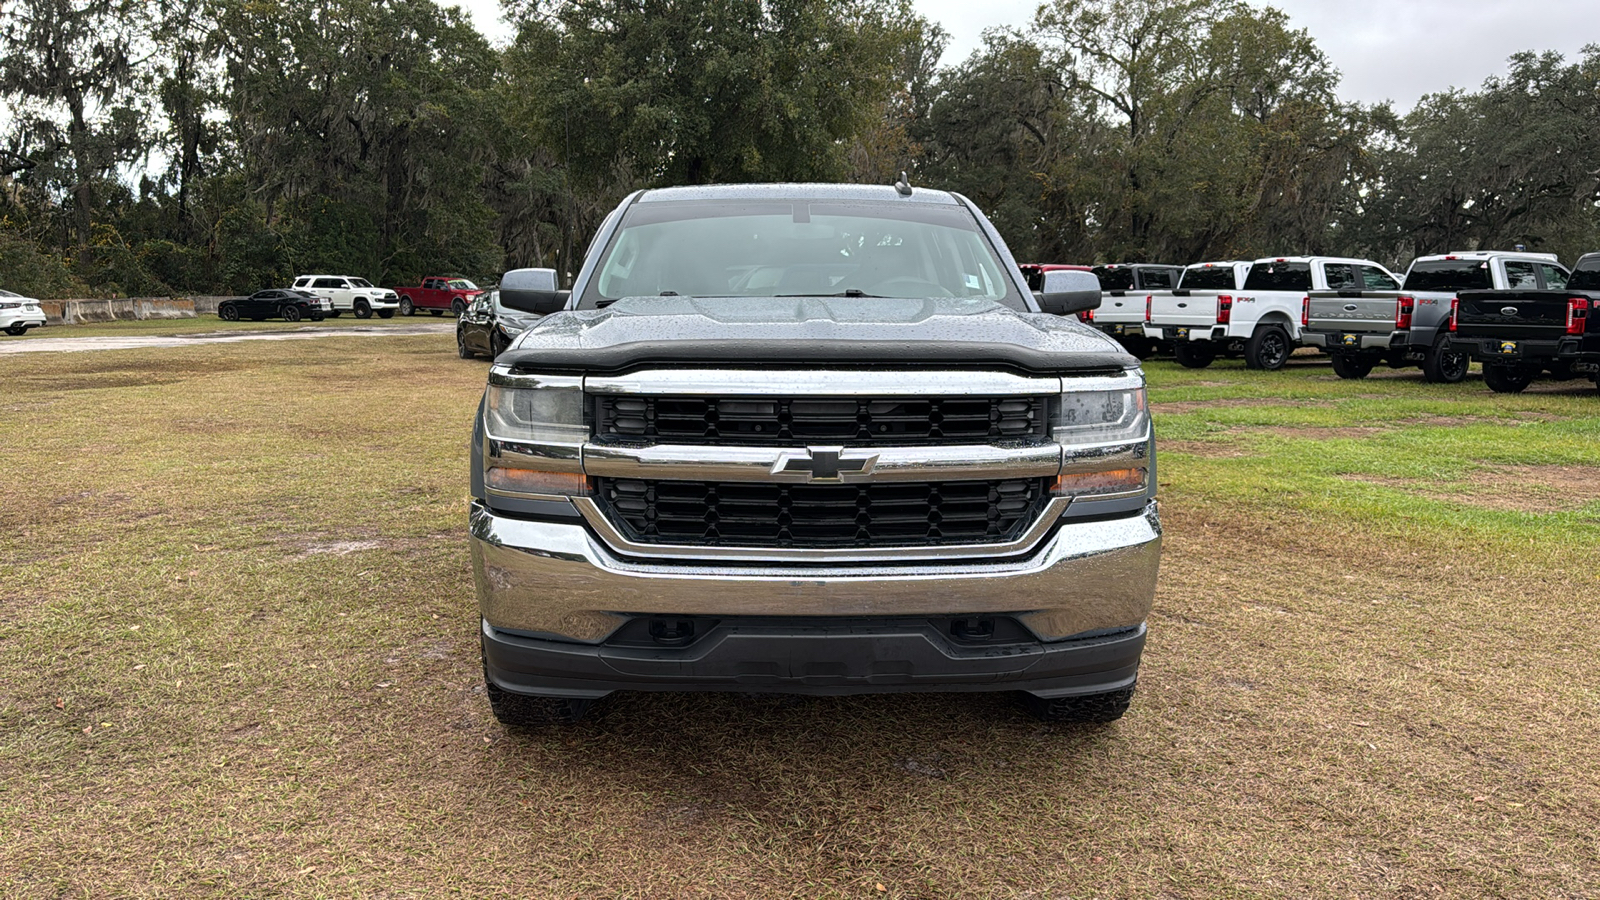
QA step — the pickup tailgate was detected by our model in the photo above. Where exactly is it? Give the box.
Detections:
[1454,290,1570,339]
[1306,291,1399,333]
[1146,290,1220,327]
[1094,291,1149,325]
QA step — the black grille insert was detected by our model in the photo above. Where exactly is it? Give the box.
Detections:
[596,477,1051,548]
[595,395,1047,445]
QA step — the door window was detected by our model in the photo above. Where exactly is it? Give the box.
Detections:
[1323,263,1359,290]
[1359,266,1398,290]
[1537,264,1569,290]
[1503,261,1538,289]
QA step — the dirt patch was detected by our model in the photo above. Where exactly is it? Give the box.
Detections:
[1343,465,1600,513]
[1161,439,1253,458]
[1249,425,1391,440]
[1153,397,1336,415]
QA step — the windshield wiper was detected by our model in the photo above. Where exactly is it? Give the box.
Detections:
[773,290,888,298]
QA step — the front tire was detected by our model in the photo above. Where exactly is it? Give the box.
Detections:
[354,300,372,319]
[490,331,508,359]
[457,329,473,359]
[399,296,415,316]
[218,303,240,322]
[377,309,394,319]
[1245,324,1292,371]
[1023,684,1136,724]
[1483,364,1535,394]
[1330,354,1373,380]
[451,298,466,316]
[1422,339,1469,383]
[1173,341,1216,369]
[4,323,27,336]
[281,305,302,323]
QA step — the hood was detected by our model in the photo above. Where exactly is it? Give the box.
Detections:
[501,295,1133,374]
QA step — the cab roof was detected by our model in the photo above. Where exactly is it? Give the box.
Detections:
[636,183,962,206]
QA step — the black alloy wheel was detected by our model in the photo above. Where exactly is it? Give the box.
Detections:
[491,330,508,359]
[281,305,302,323]
[1245,324,1291,371]
[1422,339,1470,383]
[354,300,372,319]
[218,303,239,321]
[457,329,473,359]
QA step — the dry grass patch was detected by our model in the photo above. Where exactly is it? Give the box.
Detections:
[1344,465,1600,514]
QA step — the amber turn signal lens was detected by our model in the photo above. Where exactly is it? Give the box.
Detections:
[486,467,592,496]
[1051,468,1147,496]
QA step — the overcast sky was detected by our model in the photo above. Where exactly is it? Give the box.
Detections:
[457,0,1596,110]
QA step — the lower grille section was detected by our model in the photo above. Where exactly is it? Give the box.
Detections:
[596,477,1051,548]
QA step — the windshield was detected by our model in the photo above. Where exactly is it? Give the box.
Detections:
[1179,266,1236,290]
[583,199,1018,308]
[1093,267,1135,291]
[448,279,478,290]
[1570,259,1600,292]
[1243,262,1312,292]
[0,290,19,298]
[1404,260,1491,292]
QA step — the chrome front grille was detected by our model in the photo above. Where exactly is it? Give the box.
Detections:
[594,395,1048,445]
[595,477,1051,549]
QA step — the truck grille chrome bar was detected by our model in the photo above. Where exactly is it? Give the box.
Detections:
[595,395,1048,445]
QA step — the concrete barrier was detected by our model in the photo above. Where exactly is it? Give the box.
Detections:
[40,296,242,325]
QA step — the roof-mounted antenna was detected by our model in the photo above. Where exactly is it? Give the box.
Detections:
[893,171,912,196]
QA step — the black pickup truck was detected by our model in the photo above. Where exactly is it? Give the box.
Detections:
[1448,251,1600,393]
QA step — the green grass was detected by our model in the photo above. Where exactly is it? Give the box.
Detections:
[2,339,1598,897]
[9,313,452,339]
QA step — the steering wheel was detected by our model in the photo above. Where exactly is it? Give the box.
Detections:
[862,277,955,299]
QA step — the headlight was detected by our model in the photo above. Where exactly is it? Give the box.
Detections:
[484,378,588,444]
[1052,384,1148,445]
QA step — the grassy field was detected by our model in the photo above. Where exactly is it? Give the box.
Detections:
[9,313,453,340]
[2,332,1598,898]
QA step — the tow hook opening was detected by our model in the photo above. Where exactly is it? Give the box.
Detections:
[950,617,996,641]
[649,618,697,646]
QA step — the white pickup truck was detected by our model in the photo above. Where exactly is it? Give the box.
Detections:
[1301,251,1568,382]
[291,275,401,319]
[1144,256,1399,370]
[1137,261,1251,367]
[1080,264,1182,358]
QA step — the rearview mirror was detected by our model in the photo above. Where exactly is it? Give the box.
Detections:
[499,268,569,315]
[1034,269,1102,316]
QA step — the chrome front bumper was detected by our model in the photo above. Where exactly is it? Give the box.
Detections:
[470,499,1162,644]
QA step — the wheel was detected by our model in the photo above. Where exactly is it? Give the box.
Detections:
[457,329,473,359]
[1022,684,1136,724]
[280,305,302,322]
[1244,324,1291,370]
[491,330,508,359]
[377,309,394,319]
[451,298,466,316]
[484,670,591,728]
[327,310,341,318]
[218,303,239,322]
[1482,364,1535,394]
[1173,341,1216,369]
[1330,354,1373,380]
[430,309,443,316]
[4,323,26,335]
[399,296,415,316]
[1119,335,1154,360]
[354,300,372,319]
[1422,339,1469,383]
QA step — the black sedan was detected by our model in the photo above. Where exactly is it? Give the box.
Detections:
[217,289,331,322]
[457,289,542,359]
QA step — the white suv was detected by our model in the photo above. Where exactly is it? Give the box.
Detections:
[291,275,400,319]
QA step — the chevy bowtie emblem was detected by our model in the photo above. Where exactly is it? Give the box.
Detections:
[772,446,879,482]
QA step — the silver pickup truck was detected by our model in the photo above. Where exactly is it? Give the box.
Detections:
[1302,252,1567,381]
[469,183,1162,727]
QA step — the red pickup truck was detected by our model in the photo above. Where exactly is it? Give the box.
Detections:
[396,276,484,316]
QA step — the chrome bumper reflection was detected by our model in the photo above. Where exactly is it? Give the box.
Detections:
[470,500,1161,643]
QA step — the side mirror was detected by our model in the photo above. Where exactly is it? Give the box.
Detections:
[1034,269,1102,316]
[499,268,569,315]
